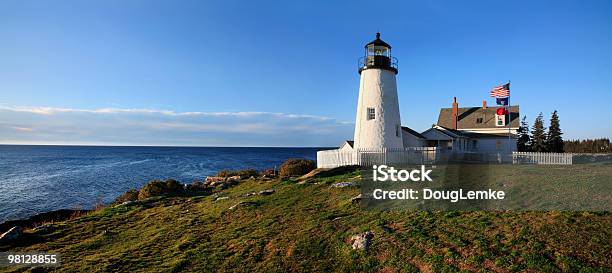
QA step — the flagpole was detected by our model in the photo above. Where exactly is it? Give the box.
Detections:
[507,80,511,160]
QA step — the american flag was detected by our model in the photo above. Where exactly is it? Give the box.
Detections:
[490,83,510,97]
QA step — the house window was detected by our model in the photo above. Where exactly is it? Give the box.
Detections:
[367,107,375,120]
[396,124,400,137]
[476,118,483,124]
[496,140,502,150]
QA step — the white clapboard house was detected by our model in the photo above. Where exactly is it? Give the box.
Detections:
[420,98,519,154]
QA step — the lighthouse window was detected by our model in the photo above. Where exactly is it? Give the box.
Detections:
[367,45,390,57]
[367,108,375,120]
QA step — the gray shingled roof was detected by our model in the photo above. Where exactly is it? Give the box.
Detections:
[437,106,520,129]
[342,140,354,148]
[401,126,426,139]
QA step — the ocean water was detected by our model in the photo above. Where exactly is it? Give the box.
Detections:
[0,145,326,222]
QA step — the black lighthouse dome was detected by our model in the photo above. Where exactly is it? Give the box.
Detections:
[358,32,398,74]
[365,32,392,49]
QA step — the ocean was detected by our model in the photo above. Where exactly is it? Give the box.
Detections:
[0,145,327,222]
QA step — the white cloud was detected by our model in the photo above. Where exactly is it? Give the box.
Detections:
[11,126,34,132]
[0,105,353,146]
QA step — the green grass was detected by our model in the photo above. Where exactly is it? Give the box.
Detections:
[1,167,610,273]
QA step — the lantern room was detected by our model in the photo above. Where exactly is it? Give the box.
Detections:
[358,32,398,74]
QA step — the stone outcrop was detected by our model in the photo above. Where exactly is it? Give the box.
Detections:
[350,231,374,251]
[0,226,23,242]
[258,189,275,195]
[331,182,356,188]
[351,194,362,203]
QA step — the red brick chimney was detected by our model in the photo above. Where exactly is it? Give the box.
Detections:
[452,97,458,130]
[482,100,487,109]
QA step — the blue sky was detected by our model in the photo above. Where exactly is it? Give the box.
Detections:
[1,0,610,146]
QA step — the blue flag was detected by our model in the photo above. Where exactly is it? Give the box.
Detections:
[496,97,509,106]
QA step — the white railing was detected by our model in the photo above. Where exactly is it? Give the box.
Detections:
[317,147,441,168]
[317,149,574,168]
[512,152,573,165]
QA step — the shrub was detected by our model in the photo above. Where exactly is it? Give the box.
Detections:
[185,181,208,192]
[236,169,259,179]
[216,169,259,179]
[138,179,183,200]
[279,158,316,177]
[216,170,234,177]
[261,168,278,177]
[113,189,139,204]
[138,181,165,200]
[165,179,183,192]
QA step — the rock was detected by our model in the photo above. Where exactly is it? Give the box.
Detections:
[205,176,225,185]
[34,224,56,233]
[243,192,257,197]
[101,230,116,236]
[297,165,361,182]
[351,194,362,203]
[227,175,241,181]
[120,200,135,206]
[215,196,229,201]
[380,225,393,233]
[258,189,275,195]
[331,182,356,188]
[211,192,227,199]
[0,226,23,242]
[296,169,324,182]
[350,231,374,251]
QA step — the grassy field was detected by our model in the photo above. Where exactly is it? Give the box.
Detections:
[1,165,610,272]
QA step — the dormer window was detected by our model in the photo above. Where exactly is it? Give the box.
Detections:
[367,107,375,120]
[495,114,505,126]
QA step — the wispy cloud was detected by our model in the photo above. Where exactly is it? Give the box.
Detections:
[0,105,352,146]
[10,126,35,132]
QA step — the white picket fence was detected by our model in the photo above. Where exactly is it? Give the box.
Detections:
[316,147,441,168]
[317,149,573,168]
[512,152,573,165]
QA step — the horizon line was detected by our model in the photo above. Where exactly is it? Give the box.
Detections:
[0,143,336,149]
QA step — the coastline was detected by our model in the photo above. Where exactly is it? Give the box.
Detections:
[0,209,90,234]
[1,165,609,271]
[0,145,324,222]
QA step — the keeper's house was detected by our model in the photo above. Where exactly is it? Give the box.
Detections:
[421,97,519,154]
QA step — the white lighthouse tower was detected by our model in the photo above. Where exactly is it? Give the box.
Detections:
[353,32,403,150]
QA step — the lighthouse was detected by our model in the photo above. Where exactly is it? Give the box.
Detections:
[353,32,403,150]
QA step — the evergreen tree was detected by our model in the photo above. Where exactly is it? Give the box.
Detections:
[546,110,564,152]
[563,138,611,153]
[531,113,547,152]
[516,115,530,151]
